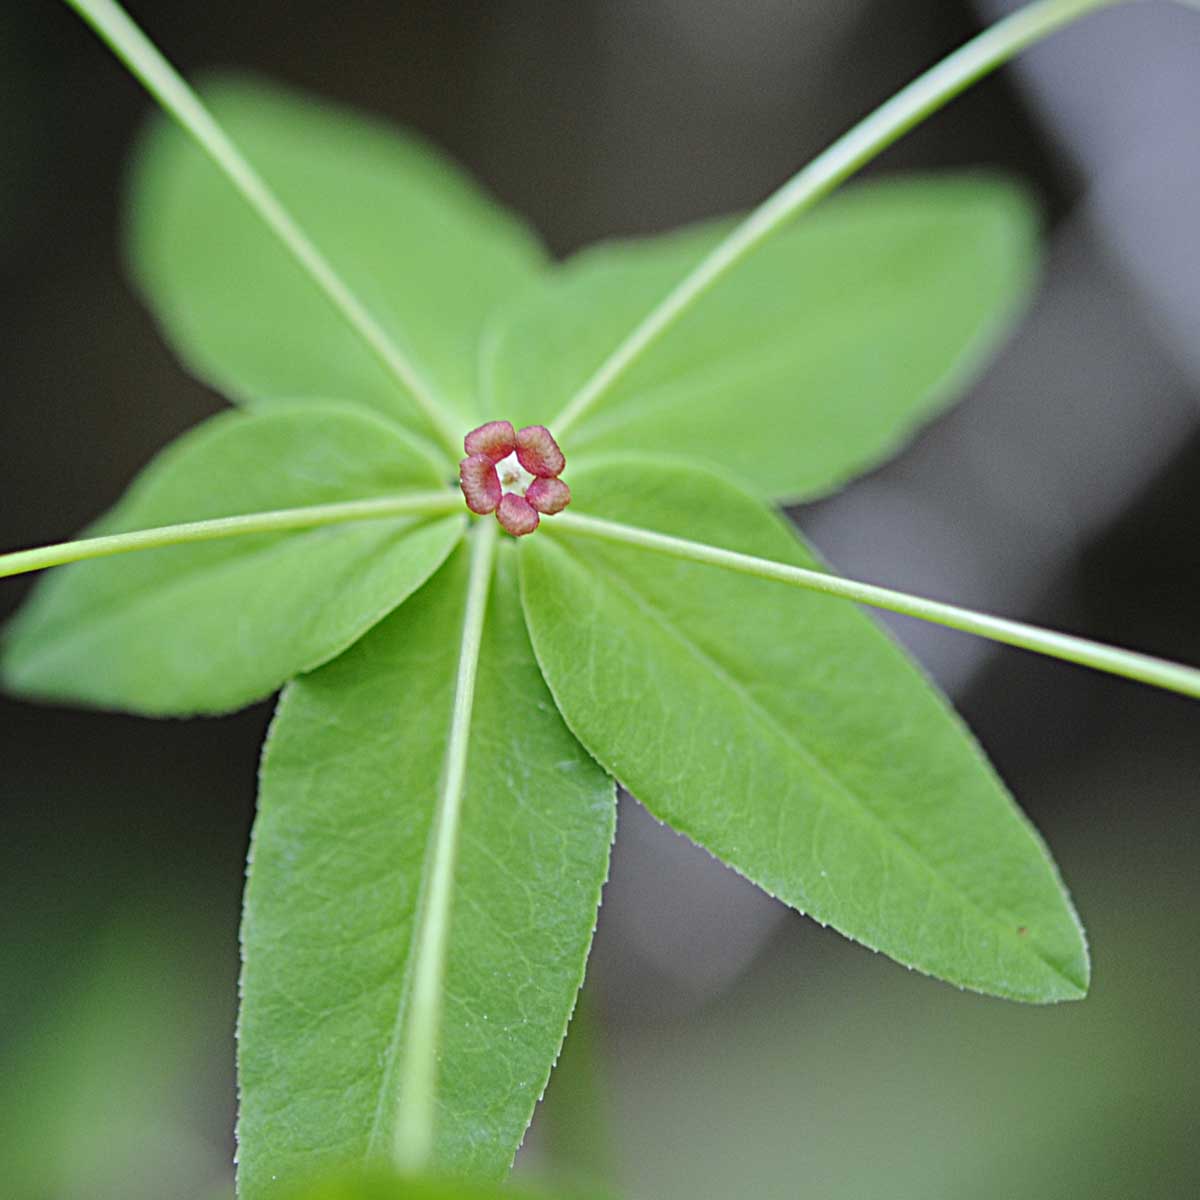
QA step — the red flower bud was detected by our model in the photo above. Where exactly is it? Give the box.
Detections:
[459,453,502,514]
[515,425,566,478]
[526,476,571,515]
[464,420,516,463]
[461,420,570,534]
[497,492,540,537]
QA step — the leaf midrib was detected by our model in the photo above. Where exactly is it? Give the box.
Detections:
[8,516,426,670]
[367,523,498,1170]
[563,255,1027,457]
[555,533,1079,994]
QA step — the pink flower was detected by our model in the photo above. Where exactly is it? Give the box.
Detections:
[459,422,571,536]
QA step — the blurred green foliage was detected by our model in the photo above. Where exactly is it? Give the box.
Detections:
[0,908,233,1200]
[531,785,1200,1198]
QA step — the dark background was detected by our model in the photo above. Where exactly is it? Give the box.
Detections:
[2,2,1198,1197]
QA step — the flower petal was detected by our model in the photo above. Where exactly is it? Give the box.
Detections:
[497,493,540,536]
[464,420,517,463]
[526,476,571,515]
[459,454,501,514]
[516,425,565,477]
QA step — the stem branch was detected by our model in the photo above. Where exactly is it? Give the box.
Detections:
[551,512,1200,701]
[63,0,463,455]
[0,492,462,580]
[552,0,1124,438]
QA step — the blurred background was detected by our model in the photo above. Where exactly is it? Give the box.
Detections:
[2,1,1198,1197]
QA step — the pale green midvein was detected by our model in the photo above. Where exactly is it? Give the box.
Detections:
[0,492,462,580]
[4,489,1195,700]
[551,0,1127,439]
[392,520,499,1172]
[550,512,1200,701]
[7,499,1190,700]
[63,0,464,458]
[8,497,1196,698]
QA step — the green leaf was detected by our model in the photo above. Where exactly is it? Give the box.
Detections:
[276,1168,602,1200]
[1,404,462,715]
[127,76,546,440]
[0,913,228,1200]
[486,175,1037,502]
[239,543,615,1195]
[518,456,1088,1003]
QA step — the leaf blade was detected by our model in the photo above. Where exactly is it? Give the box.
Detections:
[519,456,1087,1002]
[276,1166,608,1200]
[487,175,1037,502]
[128,76,547,440]
[1,404,463,715]
[277,1168,605,1200]
[238,542,615,1193]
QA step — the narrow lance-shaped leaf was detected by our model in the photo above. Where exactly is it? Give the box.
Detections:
[238,543,616,1194]
[127,76,547,439]
[486,175,1037,503]
[519,456,1088,1003]
[1,403,463,715]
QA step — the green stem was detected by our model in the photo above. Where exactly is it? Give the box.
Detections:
[392,519,498,1172]
[63,0,463,457]
[0,492,461,580]
[550,512,1200,701]
[551,0,1124,439]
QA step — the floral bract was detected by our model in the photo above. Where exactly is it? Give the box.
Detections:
[458,421,571,536]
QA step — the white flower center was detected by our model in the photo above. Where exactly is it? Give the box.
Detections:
[496,451,534,495]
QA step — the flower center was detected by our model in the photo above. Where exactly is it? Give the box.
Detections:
[496,452,534,493]
[458,421,571,537]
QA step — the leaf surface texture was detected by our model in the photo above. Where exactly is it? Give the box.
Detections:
[2,405,462,714]
[239,545,615,1193]
[488,177,1037,501]
[520,457,1087,1002]
[128,77,546,440]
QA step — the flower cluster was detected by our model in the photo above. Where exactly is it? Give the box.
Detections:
[458,421,571,536]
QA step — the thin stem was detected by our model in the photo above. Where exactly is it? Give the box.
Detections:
[552,0,1124,439]
[393,520,498,1172]
[63,0,463,457]
[551,512,1200,701]
[0,492,462,581]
